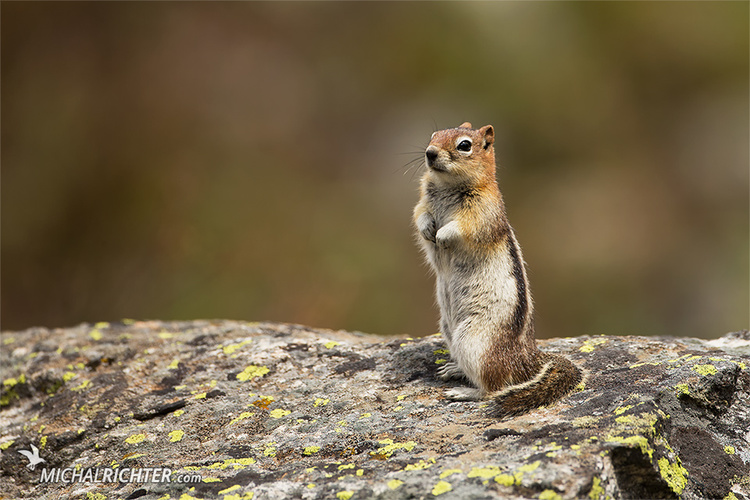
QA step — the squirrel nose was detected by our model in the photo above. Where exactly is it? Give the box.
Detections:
[425,146,439,164]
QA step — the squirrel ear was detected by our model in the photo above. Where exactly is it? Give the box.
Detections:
[480,125,495,149]
[459,122,473,129]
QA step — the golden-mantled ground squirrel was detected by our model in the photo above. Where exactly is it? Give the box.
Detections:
[413,122,582,417]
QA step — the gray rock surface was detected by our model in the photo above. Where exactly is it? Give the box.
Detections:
[1,320,748,500]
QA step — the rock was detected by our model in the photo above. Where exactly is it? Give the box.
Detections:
[0,320,748,499]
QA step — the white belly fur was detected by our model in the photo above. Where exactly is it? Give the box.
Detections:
[426,240,519,391]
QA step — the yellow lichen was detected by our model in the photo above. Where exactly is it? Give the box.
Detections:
[431,480,452,496]
[223,340,252,355]
[539,490,562,500]
[125,433,146,445]
[580,339,607,353]
[169,430,184,442]
[572,416,600,428]
[229,412,254,425]
[71,379,92,392]
[404,458,435,471]
[675,384,690,395]
[589,476,605,500]
[372,439,417,457]
[495,474,515,486]
[314,398,329,407]
[219,485,241,495]
[467,466,502,479]
[387,479,404,490]
[693,364,718,376]
[439,468,462,479]
[263,444,277,457]
[657,457,688,495]
[336,491,353,500]
[269,409,290,419]
[89,329,103,341]
[324,341,341,349]
[724,445,736,454]
[237,365,270,382]
[303,446,320,455]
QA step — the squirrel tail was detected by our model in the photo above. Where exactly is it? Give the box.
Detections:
[491,354,582,418]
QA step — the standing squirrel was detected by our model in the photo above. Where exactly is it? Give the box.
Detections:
[413,122,582,417]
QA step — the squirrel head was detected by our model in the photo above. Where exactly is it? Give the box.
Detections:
[425,122,496,184]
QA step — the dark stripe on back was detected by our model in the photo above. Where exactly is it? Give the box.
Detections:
[507,234,528,335]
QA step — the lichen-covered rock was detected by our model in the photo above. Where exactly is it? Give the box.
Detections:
[1,321,748,499]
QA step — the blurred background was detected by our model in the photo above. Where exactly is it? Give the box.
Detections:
[2,2,748,339]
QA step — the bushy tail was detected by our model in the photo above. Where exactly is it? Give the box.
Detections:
[491,354,582,418]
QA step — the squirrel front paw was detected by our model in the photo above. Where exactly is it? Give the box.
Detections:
[435,220,462,249]
[416,212,437,243]
[437,361,466,381]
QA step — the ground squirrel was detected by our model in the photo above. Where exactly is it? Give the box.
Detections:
[413,122,582,417]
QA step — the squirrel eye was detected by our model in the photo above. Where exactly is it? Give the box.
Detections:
[456,139,472,152]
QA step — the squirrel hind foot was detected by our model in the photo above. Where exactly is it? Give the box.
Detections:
[490,354,582,419]
[445,387,484,401]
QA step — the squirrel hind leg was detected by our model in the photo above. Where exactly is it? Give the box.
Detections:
[490,354,582,419]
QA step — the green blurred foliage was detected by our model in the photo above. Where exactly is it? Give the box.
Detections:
[2,2,748,338]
